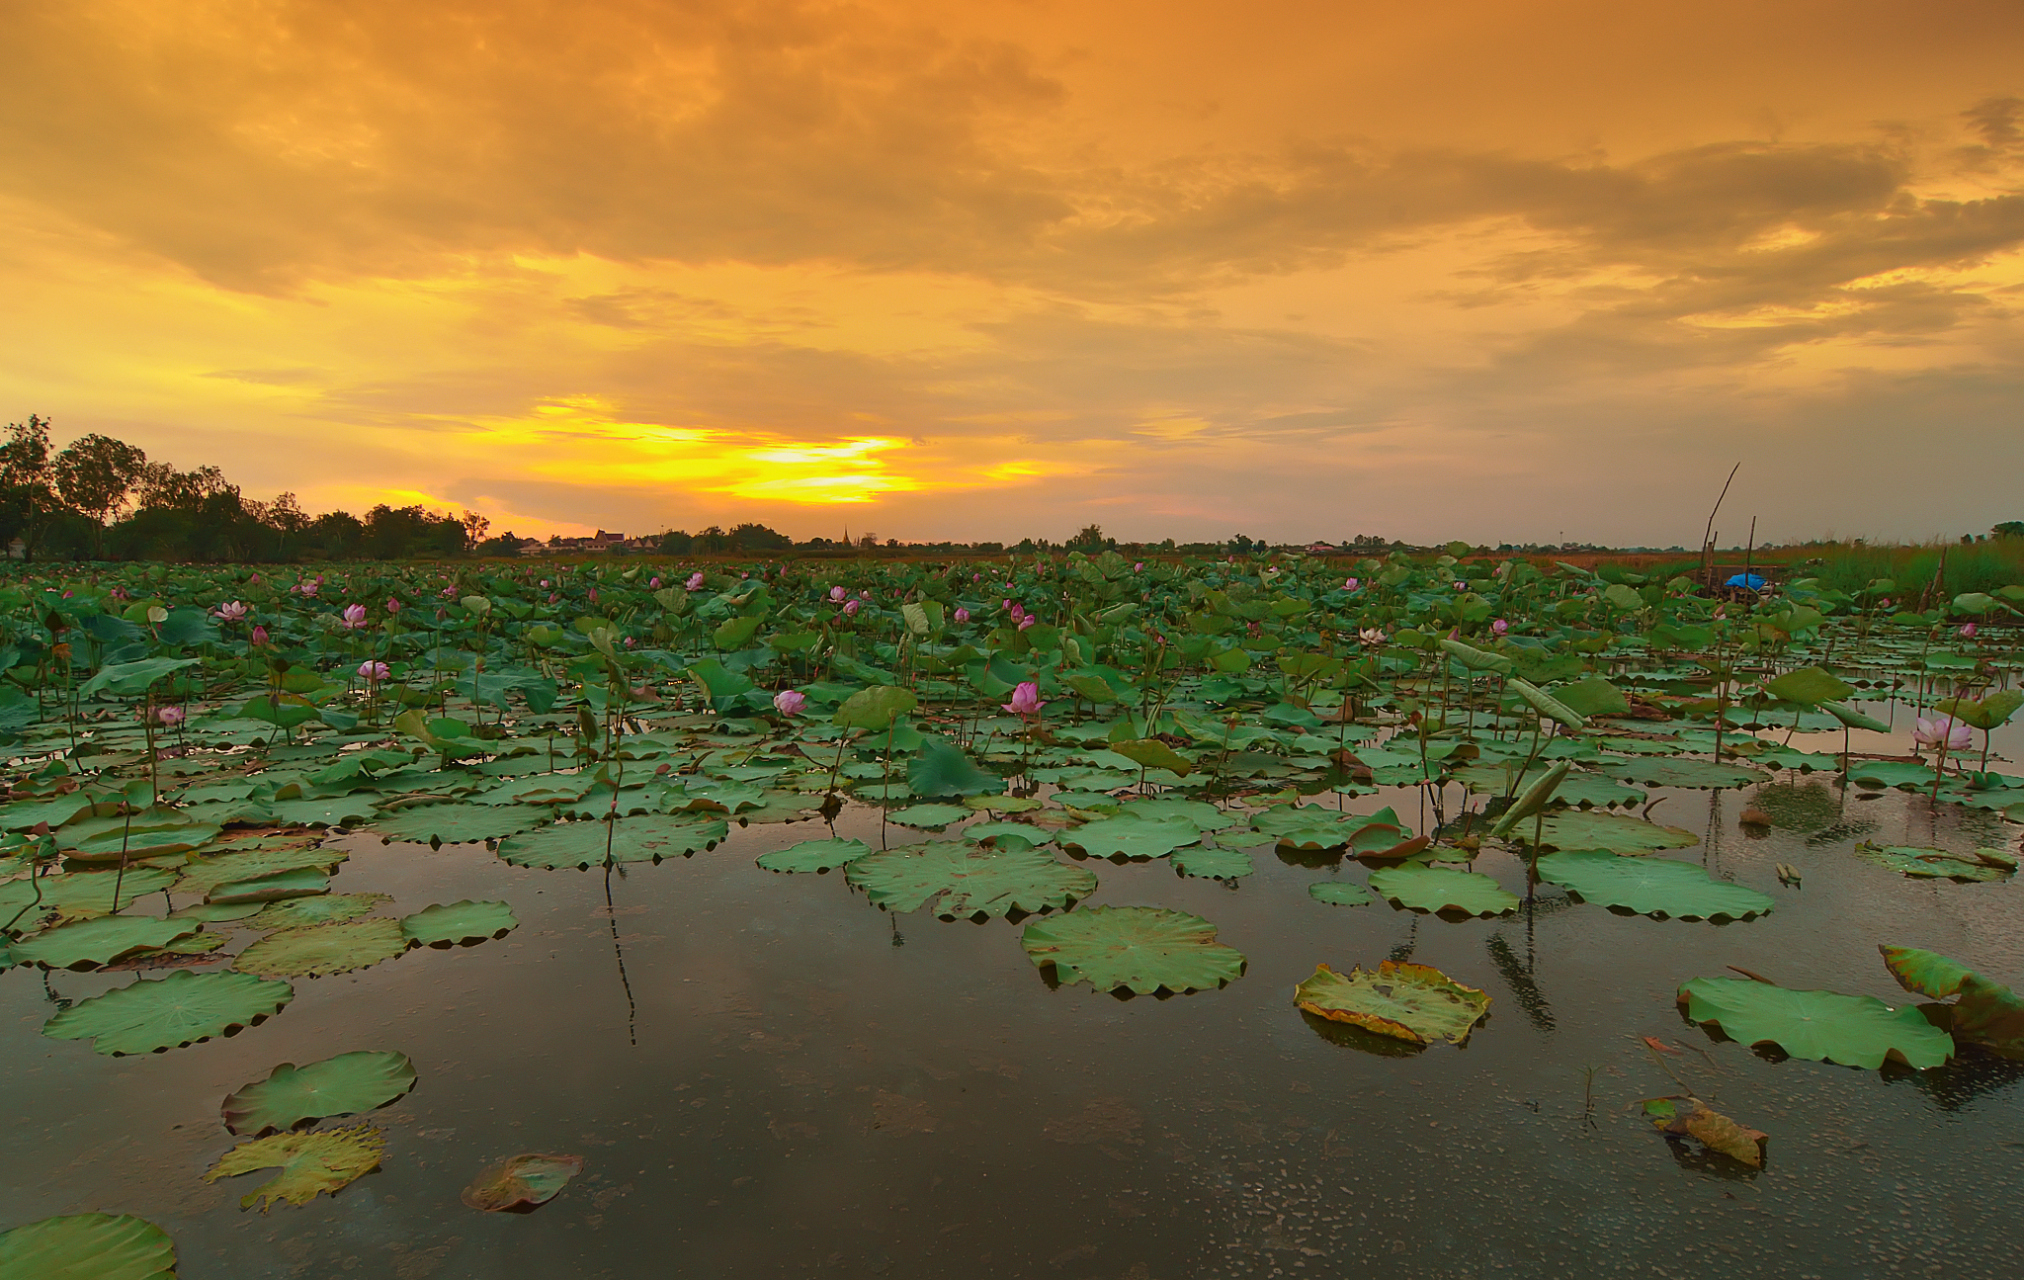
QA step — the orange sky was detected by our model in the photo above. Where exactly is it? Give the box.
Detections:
[3,0,2022,545]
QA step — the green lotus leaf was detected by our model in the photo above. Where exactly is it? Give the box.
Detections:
[889,803,973,829]
[1854,843,2012,882]
[461,1153,585,1212]
[0,868,180,932]
[209,868,332,905]
[1308,881,1375,907]
[1764,666,1856,706]
[1367,865,1518,917]
[470,774,593,806]
[59,812,223,863]
[1845,758,1937,789]
[1877,946,2024,1059]
[905,737,1005,797]
[1509,677,1586,729]
[171,900,268,923]
[1021,905,1245,995]
[846,841,1097,919]
[1059,815,1201,860]
[1676,976,1953,1070]
[659,780,767,814]
[265,794,380,827]
[1879,945,1976,999]
[756,837,875,874]
[0,792,96,832]
[1453,763,1640,809]
[1293,961,1491,1045]
[495,815,728,869]
[1597,758,1769,790]
[401,900,518,946]
[1536,851,1774,921]
[1114,797,1236,830]
[965,821,1053,848]
[1106,738,1194,777]
[233,918,408,978]
[1249,804,1358,845]
[11,915,198,970]
[44,969,294,1055]
[1171,844,1254,880]
[1535,810,1698,854]
[1821,701,1891,732]
[248,893,393,931]
[1550,677,1630,718]
[0,1213,176,1280]
[203,1124,384,1211]
[833,685,917,731]
[176,846,347,898]
[371,803,546,845]
[222,1050,418,1135]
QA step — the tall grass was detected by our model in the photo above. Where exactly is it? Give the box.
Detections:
[1773,539,2024,595]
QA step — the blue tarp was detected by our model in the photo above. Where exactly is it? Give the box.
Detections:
[1725,573,1767,590]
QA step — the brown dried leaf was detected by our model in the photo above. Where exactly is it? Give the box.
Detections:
[1641,1096,1766,1168]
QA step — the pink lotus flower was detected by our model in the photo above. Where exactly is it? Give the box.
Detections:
[954,607,970,623]
[1002,681,1045,718]
[341,604,368,629]
[217,601,248,621]
[1135,562,1144,571]
[1018,615,1036,631]
[830,586,847,601]
[844,599,860,616]
[248,574,260,584]
[688,572,706,591]
[1358,628,1387,646]
[1009,603,1025,622]
[649,577,661,589]
[1491,618,1508,636]
[972,573,981,581]
[1002,598,1013,611]
[549,593,561,603]
[623,635,635,647]
[1959,622,1978,638]
[540,579,551,588]
[155,706,185,727]
[1914,715,1973,752]
[358,660,390,682]
[385,597,401,614]
[251,625,269,645]
[773,689,807,716]
[1344,578,1359,591]
[439,585,456,598]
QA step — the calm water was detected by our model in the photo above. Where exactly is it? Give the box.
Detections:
[4,717,2021,1279]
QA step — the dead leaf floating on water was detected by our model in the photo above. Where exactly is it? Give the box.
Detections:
[462,1153,585,1212]
[1640,1096,1768,1168]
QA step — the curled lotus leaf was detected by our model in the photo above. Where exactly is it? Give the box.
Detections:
[1534,810,1698,855]
[203,1124,385,1211]
[0,1213,176,1280]
[495,815,727,869]
[1367,865,1518,917]
[371,802,546,845]
[1535,851,1774,921]
[401,900,519,946]
[43,969,294,1055]
[462,1153,585,1212]
[1879,945,1976,999]
[1293,961,1491,1045]
[755,837,874,874]
[222,1050,418,1135]
[1879,946,2024,1059]
[233,918,408,979]
[846,841,1097,919]
[1020,905,1245,995]
[1060,816,1201,860]
[1676,976,1953,1070]
[11,915,198,970]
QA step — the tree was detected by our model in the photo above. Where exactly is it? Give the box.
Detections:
[1995,521,2024,539]
[461,509,490,545]
[0,415,58,557]
[52,434,148,522]
[1066,524,1108,553]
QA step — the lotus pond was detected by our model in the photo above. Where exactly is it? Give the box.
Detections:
[1,552,2021,1279]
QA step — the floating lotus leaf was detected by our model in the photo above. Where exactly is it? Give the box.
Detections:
[462,1153,584,1212]
[249,893,393,931]
[1249,804,1359,848]
[170,901,267,923]
[1367,865,1518,917]
[1879,945,1976,999]
[889,803,972,829]
[1598,758,1769,790]
[1535,851,1774,921]
[905,737,1005,797]
[1676,976,1953,1070]
[755,837,874,874]
[203,1124,384,1211]
[401,900,518,946]
[222,1050,418,1135]
[1534,810,1698,854]
[1879,946,2024,1059]
[60,815,223,863]
[1308,882,1375,907]
[233,918,408,978]
[965,821,1053,848]
[371,802,546,845]
[1293,961,1491,1045]
[1171,844,1253,880]
[1114,797,1236,830]
[265,795,380,827]
[43,969,294,1055]
[846,841,1097,919]
[176,847,347,897]
[0,867,179,928]
[495,815,728,869]
[470,774,592,805]
[1020,905,1245,994]
[1854,843,2012,882]
[208,868,331,905]
[11,915,198,970]
[0,1213,176,1280]
[1060,816,1201,860]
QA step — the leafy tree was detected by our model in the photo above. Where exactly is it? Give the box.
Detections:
[52,433,149,556]
[1066,524,1109,553]
[1995,521,2024,539]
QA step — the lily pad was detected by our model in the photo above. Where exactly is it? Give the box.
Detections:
[222,1050,418,1135]
[495,815,728,869]
[208,868,331,905]
[176,847,346,898]
[1020,905,1245,994]
[846,842,1097,919]
[248,893,393,931]
[1367,865,1518,917]
[371,803,546,845]
[755,837,875,874]
[1308,881,1375,907]
[889,803,973,829]
[462,1153,585,1212]
[1535,851,1774,921]
[0,867,179,928]
[203,1124,384,1211]
[233,918,408,979]
[1598,758,1769,790]
[1059,816,1201,860]
[1676,976,1953,1070]
[1293,961,1491,1045]
[905,737,1004,797]
[1116,797,1235,830]
[401,900,519,946]
[43,969,294,1054]
[11,915,198,970]
[0,1213,176,1280]
[1854,843,2012,882]
[1534,811,1698,854]
[1172,845,1254,880]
